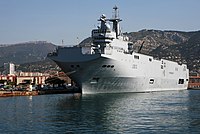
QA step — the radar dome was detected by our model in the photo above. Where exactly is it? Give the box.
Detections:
[101,14,106,18]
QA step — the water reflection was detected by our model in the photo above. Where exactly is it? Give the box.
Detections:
[51,91,199,133]
[1,90,200,133]
[188,90,200,133]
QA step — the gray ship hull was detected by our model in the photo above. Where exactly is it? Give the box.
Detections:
[49,47,188,94]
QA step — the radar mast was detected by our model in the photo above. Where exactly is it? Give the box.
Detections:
[113,5,119,19]
[109,6,122,38]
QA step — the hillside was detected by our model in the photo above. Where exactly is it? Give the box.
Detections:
[15,59,60,73]
[0,30,199,74]
[0,41,56,66]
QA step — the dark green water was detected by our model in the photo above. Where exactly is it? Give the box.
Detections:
[0,90,200,133]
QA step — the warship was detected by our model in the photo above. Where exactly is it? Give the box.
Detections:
[48,6,189,94]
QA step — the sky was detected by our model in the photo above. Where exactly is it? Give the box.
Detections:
[0,0,199,45]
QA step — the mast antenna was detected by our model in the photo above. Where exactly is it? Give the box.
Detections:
[113,5,119,19]
[62,40,64,45]
[110,6,122,38]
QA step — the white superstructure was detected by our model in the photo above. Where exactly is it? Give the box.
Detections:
[48,6,189,94]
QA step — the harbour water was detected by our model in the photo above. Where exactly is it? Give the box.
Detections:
[0,90,200,133]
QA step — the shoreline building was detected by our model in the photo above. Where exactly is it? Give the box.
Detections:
[15,72,50,85]
[3,63,15,75]
[188,73,200,89]
[0,72,50,86]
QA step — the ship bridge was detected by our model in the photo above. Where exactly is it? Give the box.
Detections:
[91,6,130,54]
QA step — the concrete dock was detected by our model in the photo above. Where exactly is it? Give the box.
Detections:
[0,91,38,97]
[0,86,81,97]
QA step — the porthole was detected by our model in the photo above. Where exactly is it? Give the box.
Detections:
[149,79,154,84]
[102,65,106,68]
[102,65,115,68]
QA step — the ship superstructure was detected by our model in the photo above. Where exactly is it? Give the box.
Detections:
[48,6,189,94]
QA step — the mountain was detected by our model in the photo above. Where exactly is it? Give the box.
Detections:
[0,41,56,66]
[0,30,199,74]
[125,30,195,54]
[15,59,60,73]
[80,30,200,73]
